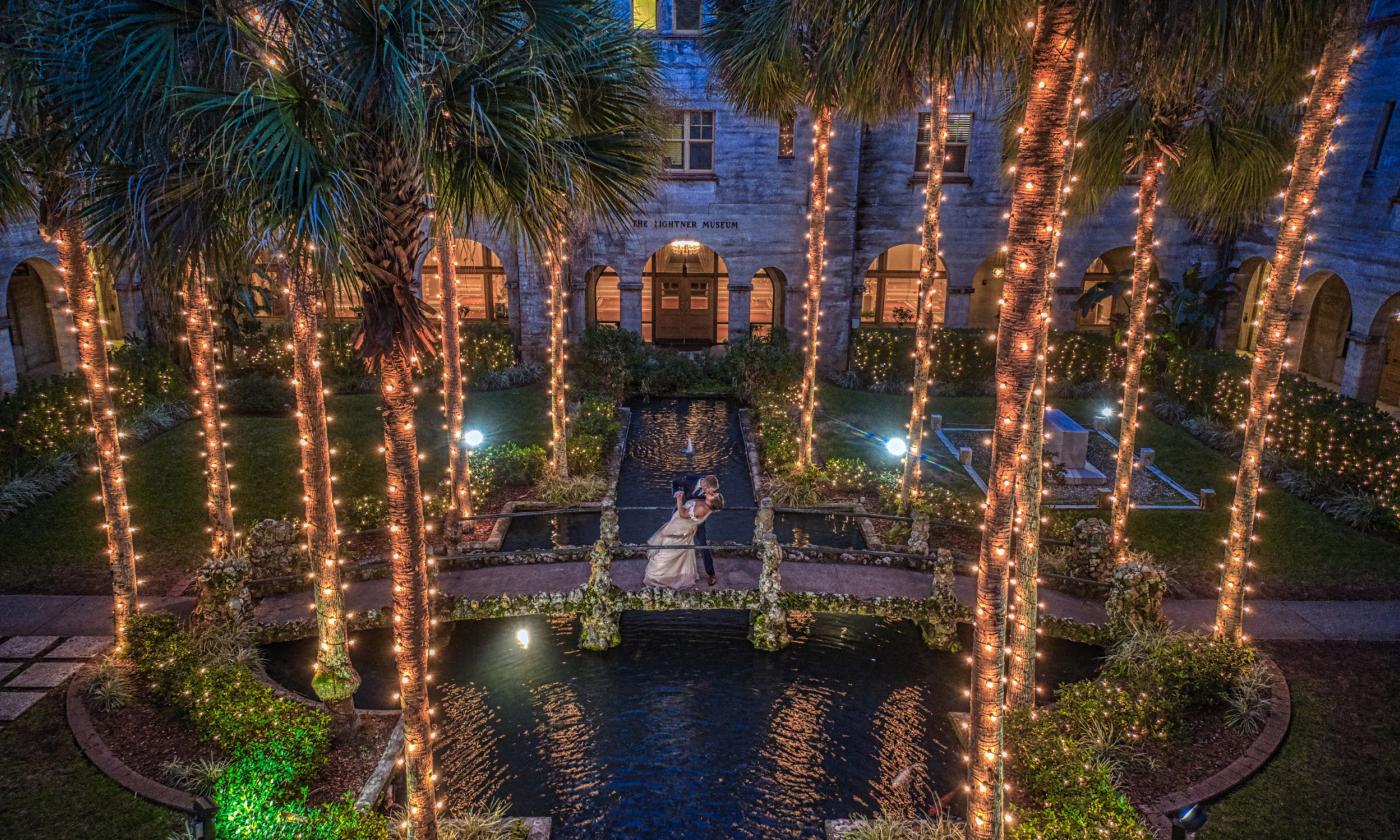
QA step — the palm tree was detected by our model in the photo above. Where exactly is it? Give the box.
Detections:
[810,0,1026,510]
[1216,0,1369,642]
[1,0,141,652]
[969,2,1083,836]
[1068,0,1315,561]
[435,218,471,541]
[706,0,857,471]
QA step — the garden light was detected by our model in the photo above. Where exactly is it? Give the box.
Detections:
[515,627,531,649]
[463,429,484,448]
[885,436,909,458]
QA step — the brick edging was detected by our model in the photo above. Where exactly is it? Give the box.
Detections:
[1143,653,1292,837]
[65,664,199,813]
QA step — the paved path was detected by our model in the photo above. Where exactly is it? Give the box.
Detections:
[4,566,1398,647]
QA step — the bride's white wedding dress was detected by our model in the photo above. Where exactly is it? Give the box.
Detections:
[642,501,711,589]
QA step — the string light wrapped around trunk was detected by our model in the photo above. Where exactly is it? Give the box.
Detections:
[1108,149,1166,558]
[437,219,472,543]
[282,256,360,718]
[796,105,834,471]
[53,226,140,652]
[968,4,1081,838]
[183,270,236,561]
[1007,59,1088,710]
[546,232,570,478]
[897,78,951,511]
[1215,2,1367,644]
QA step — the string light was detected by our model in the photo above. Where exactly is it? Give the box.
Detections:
[546,230,570,478]
[437,218,473,545]
[969,5,1081,837]
[796,105,834,471]
[50,227,140,652]
[182,270,236,562]
[897,78,951,511]
[1216,10,1365,643]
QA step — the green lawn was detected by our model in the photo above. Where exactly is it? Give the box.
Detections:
[0,691,181,839]
[816,383,1400,598]
[1202,641,1400,838]
[0,384,549,595]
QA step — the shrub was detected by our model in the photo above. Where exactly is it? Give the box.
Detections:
[474,362,543,391]
[876,477,980,525]
[1162,349,1400,528]
[224,375,295,416]
[1224,660,1276,736]
[849,328,1120,393]
[726,330,802,404]
[162,756,230,797]
[86,658,134,713]
[767,457,876,506]
[533,475,608,506]
[841,817,964,840]
[1102,627,1255,717]
[473,442,547,498]
[572,326,646,401]
[125,613,386,840]
[344,494,388,532]
[568,392,621,477]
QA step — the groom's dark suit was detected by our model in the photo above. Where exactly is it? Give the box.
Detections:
[671,473,714,577]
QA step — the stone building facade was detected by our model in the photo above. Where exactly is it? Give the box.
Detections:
[5,0,1400,410]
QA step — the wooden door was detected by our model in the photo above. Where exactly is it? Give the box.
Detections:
[652,273,714,343]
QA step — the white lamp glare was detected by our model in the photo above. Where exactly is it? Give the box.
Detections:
[885,437,909,458]
[463,429,484,448]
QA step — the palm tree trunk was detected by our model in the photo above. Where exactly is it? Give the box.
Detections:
[1108,148,1165,557]
[898,77,950,511]
[380,348,438,837]
[438,220,471,541]
[285,260,360,723]
[970,3,1080,838]
[184,270,235,561]
[55,224,139,653]
[1216,3,1364,643]
[1007,65,1087,710]
[796,105,833,471]
[546,235,570,478]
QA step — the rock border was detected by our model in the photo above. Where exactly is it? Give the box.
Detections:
[65,663,200,813]
[1143,653,1292,837]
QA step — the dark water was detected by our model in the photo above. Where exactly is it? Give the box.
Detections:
[265,612,1101,839]
[615,398,865,549]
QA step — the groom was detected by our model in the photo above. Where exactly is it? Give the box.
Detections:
[672,473,720,586]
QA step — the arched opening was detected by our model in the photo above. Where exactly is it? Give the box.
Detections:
[587,265,622,329]
[6,259,63,382]
[642,241,728,345]
[859,244,946,328]
[750,267,785,337]
[421,238,509,324]
[1299,272,1352,387]
[967,253,1006,330]
[1075,247,1137,331]
[1232,257,1272,355]
[1373,293,1400,408]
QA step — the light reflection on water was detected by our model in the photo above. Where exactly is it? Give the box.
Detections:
[266,611,1101,838]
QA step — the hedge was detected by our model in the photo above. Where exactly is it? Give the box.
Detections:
[849,327,1121,392]
[1161,350,1400,521]
[0,342,188,476]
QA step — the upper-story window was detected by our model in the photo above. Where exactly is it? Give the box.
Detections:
[632,1,657,30]
[673,0,703,33]
[1367,100,1395,175]
[778,113,795,158]
[665,110,715,172]
[915,113,972,174]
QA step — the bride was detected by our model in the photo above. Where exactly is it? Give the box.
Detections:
[642,487,724,589]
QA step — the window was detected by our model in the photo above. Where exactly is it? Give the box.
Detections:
[672,0,702,33]
[778,113,794,158]
[632,0,656,30]
[861,245,943,327]
[916,112,972,174]
[664,110,715,172]
[420,239,509,323]
[1368,101,1394,174]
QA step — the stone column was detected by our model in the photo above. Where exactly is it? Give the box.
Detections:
[944,287,972,328]
[1341,330,1385,404]
[0,322,18,395]
[569,271,589,339]
[618,264,644,337]
[727,275,752,340]
[1051,286,1080,329]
